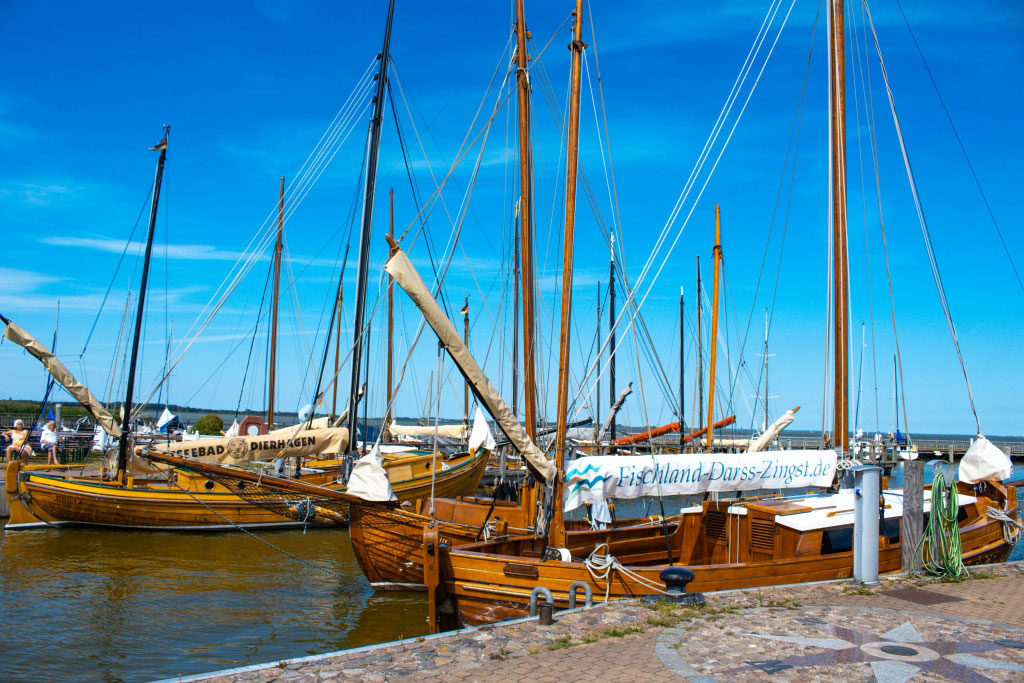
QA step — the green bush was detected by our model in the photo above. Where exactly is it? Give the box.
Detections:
[195,413,224,435]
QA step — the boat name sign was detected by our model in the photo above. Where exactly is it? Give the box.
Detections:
[564,450,837,511]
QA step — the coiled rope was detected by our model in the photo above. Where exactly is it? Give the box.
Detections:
[919,471,967,580]
[987,505,1023,546]
[583,543,670,602]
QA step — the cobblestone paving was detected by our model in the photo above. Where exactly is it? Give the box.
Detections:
[180,562,1024,682]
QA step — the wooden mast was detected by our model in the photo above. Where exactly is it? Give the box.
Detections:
[385,188,395,435]
[705,205,722,450]
[512,204,520,419]
[607,235,616,441]
[548,0,585,549]
[116,126,169,480]
[345,0,395,454]
[830,0,850,452]
[695,255,703,433]
[331,280,342,421]
[267,175,284,430]
[679,286,685,447]
[463,295,469,431]
[514,0,538,442]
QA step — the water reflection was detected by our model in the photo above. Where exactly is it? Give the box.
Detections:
[0,527,427,682]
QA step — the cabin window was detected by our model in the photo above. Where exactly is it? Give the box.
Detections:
[821,527,852,554]
[883,518,900,543]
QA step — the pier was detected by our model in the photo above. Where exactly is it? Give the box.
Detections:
[172,561,1024,682]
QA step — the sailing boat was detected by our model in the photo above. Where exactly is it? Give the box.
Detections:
[4,120,488,531]
[417,0,1018,628]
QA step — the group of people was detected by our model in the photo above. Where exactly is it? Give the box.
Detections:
[3,419,61,465]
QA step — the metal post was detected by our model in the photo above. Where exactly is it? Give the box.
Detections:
[853,465,881,584]
[54,403,62,430]
[902,460,924,575]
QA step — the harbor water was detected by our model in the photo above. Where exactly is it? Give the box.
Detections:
[1,460,1021,682]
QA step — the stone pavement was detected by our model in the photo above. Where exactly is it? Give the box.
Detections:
[174,561,1024,682]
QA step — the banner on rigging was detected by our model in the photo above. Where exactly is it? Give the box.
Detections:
[564,450,837,512]
[160,427,349,466]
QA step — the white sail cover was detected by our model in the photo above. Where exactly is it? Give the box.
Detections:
[386,246,555,484]
[747,407,799,453]
[958,435,1012,484]
[3,319,122,437]
[468,407,496,452]
[389,423,468,439]
[564,450,838,512]
[156,408,176,430]
[346,446,395,501]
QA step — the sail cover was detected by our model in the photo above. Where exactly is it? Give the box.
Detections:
[162,427,349,466]
[3,319,122,437]
[746,407,799,453]
[385,246,556,484]
[958,435,1012,484]
[564,450,838,512]
[389,422,468,439]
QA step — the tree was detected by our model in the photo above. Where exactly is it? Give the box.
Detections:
[195,413,224,436]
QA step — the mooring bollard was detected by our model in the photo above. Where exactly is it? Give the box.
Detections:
[529,585,554,623]
[902,460,924,575]
[853,465,882,584]
[568,581,593,609]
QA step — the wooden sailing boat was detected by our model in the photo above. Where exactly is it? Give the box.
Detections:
[3,115,489,531]
[420,0,1019,629]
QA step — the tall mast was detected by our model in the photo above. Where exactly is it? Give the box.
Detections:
[549,0,586,549]
[385,188,396,434]
[829,0,850,452]
[893,353,898,434]
[854,322,865,432]
[511,203,520,419]
[463,295,470,429]
[345,0,396,452]
[116,126,169,479]
[595,282,601,441]
[607,235,616,441]
[705,205,722,450]
[695,255,704,433]
[267,175,284,430]
[514,0,539,441]
[678,286,685,447]
[331,280,342,421]
[762,308,770,432]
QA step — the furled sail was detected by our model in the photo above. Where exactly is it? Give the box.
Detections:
[746,406,801,453]
[1,315,122,437]
[384,243,556,484]
[389,422,468,439]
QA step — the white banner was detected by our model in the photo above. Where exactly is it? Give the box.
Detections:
[564,450,837,511]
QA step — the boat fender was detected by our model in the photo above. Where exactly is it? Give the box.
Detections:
[528,586,554,617]
[568,581,593,609]
[555,547,571,562]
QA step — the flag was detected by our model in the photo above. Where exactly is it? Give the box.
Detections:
[149,133,168,151]
[460,300,469,316]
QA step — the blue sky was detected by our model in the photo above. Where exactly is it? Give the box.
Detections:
[1,1,1021,437]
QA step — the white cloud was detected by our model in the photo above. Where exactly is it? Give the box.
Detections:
[0,267,63,293]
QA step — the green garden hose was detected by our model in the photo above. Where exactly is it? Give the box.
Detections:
[919,470,968,579]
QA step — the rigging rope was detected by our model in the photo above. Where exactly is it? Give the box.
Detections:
[862,0,981,434]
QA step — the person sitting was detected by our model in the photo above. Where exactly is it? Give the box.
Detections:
[4,419,32,463]
[40,419,60,465]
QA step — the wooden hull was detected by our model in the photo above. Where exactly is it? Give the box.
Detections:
[4,447,488,531]
[436,486,1018,628]
[348,499,678,589]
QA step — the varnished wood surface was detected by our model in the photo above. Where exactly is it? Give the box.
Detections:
[3,447,488,530]
[435,485,1018,628]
